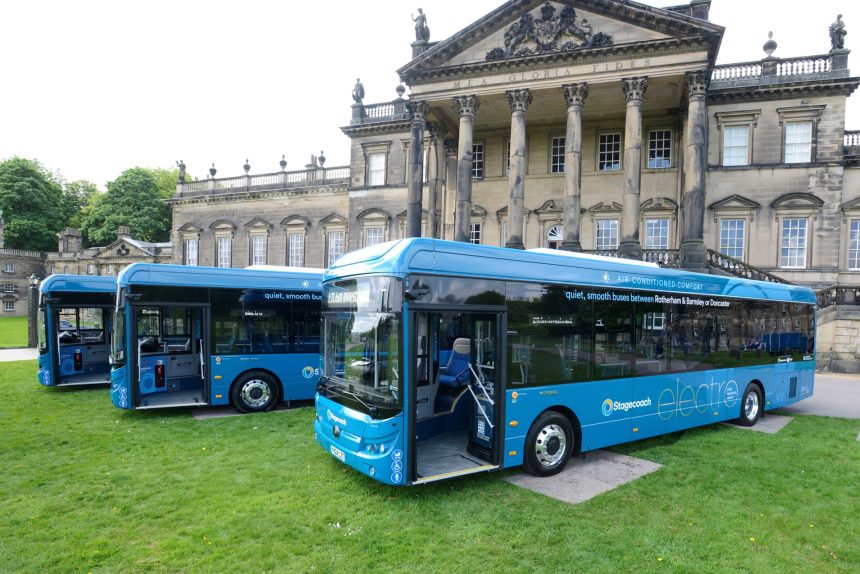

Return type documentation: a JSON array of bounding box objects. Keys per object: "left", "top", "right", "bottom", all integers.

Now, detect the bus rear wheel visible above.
[
  {"left": 523, "top": 411, "right": 574, "bottom": 477},
  {"left": 231, "top": 371, "right": 279, "bottom": 413},
  {"left": 737, "top": 383, "right": 762, "bottom": 427}
]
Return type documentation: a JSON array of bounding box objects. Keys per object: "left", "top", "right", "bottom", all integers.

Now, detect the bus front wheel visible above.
[
  {"left": 231, "top": 371, "right": 279, "bottom": 413},
  {"left": 523, "top": 411, "right": 574, "bottom": 477},
  {"left": 737, "top": 383, "right": 762, "bottom": 427}
]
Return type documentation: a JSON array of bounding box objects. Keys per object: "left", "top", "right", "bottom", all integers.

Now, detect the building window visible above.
[
  {"left": 722, "top": 125, "right": 750, "bottom": 166},
  {"left": 469, "top": 223, "right": 481, "bottom": 244},
  {"left": 719, "top": 219, "right": 745, "bottom": 260},
  {"left": 368, "top": 153, "right": 386, "bottom": 186},
  {"left": 87, "top": 264, "right": 95, "bottom": 275},
  {"left": 472, "top": 143, "right": 484, "bottom": 179},
  {"left": 780, "top": 218, "right": 808, "bottom": 269},
  {"left": 251, "top": 235, "right": 267, "bottom": 265},
  {"left": 551, "top": 137, "right": 565, "bottom": 173},
  {"left": 288, "top": 233, "right": 305, "bottom": 267},
  {"left": 4, "top": 301, "right": 14, "bottom": 312},
  {"left": 849, "top": 221, "right": 860, "bottom": 270},
  {"left": 596, "top": 220, "right": 618, "bottom": 250},
  {"left": 184, "top": 238, "right": 198, "bottom": 266},
  {"left": 364, "top": 227, "right": 384, "bottom": 248},
  {"left": 547, "top": 224, "right": 563, "bottom": 249},
  {"left": 784, "top": 121, "right": 813, "bottom": 164},
  {"left": 644, "top": 218, "right": 669, "bottom": 250},
  {"left": 647, "top": 130, "right": 672, "bottom": 169},
  {"left": 4, "top": 283, "right": 14, "bottom": 293},
  {"left": 501, "top": 221, "right": 508, "bottom": 244},
  {"left": 106, "top": 265, "right": 115, "bottom": 275},
  {"left": 217, "top": 236, "right": 232, "bottom": 268},
  {"left": 598, "top": 133, "right": 621, "bottom": 171},
  {"left": 327, "top": 231, "right": 345, "bottom": 266},
  {"left": 3, "top": 263, "right": 13, "bottom": 273}
]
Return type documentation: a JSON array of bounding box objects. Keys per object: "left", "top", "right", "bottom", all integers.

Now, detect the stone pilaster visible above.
[
  {"left": 406, "top": 100, "right": 428, "bottom": 238},
  {"left": 505, "top": 88, "right": 532, "bottom": 250},
  {"left": 453, "top": 95, "right": 479, "bottom": 243},
  {"left": 680, "top": 70, "right": 709, "bottom": 271},
  {"left": 618, "top": 77, "right": 647, "bottom": 260},
  {"left": 560, "top": 83, "right": 588, "bottom": 252},
  {"left": 427, "top": 123, "right": 446, "bottom": 239}
]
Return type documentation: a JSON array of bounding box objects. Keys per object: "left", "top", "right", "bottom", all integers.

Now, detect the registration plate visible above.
[{"left": 330, "top": 445, "right": 346, "bottom": 462}]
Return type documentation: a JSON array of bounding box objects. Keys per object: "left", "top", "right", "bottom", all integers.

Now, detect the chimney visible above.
[
  {"left": 117, "top": 225, "right": 131, "bottom": 239},
  {"left": 59, "top": 228, "right": 83, "bottom": 253}
]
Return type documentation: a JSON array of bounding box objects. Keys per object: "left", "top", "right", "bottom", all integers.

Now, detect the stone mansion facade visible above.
[{"left": 169, "top": 0, "right": 859, "bottom": 296}]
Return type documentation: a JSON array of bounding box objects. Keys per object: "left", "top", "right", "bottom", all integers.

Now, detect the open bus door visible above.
[
  {"left": 130, "top": 303, "right": 210, "bottom": 409},
  {"left": 408, "top": 309, "right": 505, "bottom": 484}
]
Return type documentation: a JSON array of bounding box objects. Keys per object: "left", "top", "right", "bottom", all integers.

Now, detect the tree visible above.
[
  {"left": 62, "top": 179, "right": 99, "bottom": 228},
  {"left": 143, "top": 167, "right": 186, "bottom": 200},
  {"left": 0, "top": 157, "right": 66, "bottom": 251},
  {"left": 82, "top": 168, "right": 171, "bottom": 245}
]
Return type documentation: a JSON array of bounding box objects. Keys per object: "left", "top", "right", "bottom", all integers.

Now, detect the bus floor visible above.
[
  {"left": 137, "top": 389, "right": 206, "bottom": 409},
  {"left": 416, "top": 431, "right": 487, "bottom": 479},
  {"left": 58, "top": 372, "right": 111, "bottom": 386}
]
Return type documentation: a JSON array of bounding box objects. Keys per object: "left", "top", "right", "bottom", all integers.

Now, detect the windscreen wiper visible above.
[{"left": 330, "top": 386, "right": 378, "bottom": 415}]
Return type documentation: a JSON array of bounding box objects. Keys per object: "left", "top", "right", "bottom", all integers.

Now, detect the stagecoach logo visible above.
[
  {"left": 302, "top": 280, "right": 310, "bottom": 288},
  {"left": 602, "top": 272, "right": 610, "bottom": 283},
  {"left": 327, "top": 409, "right": 347, "bottom": 426},
  {"left": 302, "top": 366, "right": 316, "bottom": 379},
  {"left": 602, "top": 397, "right": 652, "bottom": 417}
]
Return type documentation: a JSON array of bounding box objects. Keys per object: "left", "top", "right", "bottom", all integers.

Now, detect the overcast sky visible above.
[{"left": 1, "top": 0, "right": 857, "bottom": 189}]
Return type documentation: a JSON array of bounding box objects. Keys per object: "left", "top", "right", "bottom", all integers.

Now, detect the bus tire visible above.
[
  {"left": 523, "top": 411, "right": 574, "bottom": 477},
  {"left": 231, "top": 371, "right": 279, "bottom": 413},
  {"left": 737, "top": 383, "right": 762, "bottom": 427}
]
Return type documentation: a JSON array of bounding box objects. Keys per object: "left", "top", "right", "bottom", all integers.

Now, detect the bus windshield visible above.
[
  {"left": 111, "top": 291, "right": 126, "bottom": 367},
  {"left": 322, "top": 311, "right": 400, "bottom": 413},
  {"left": 37, "top": 305, "right": 47, "bottom": 354}
]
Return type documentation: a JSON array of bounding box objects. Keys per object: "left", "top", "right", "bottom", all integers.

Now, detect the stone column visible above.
[
  {"left": 680, "top": 70, "right": 709, "bottom": 271},
  {"left": 453, "top": 95, "right": 479, "bottom": 243},
  {"left": 443, "top": 139, "right": 458, "bottom": 240},
  {"left": 505, "top": 88, "right": 532, "bottom": 250},
  {"left": 427, "top": 123, "right": 446, "bottom": 238},
  {"left": 560, "top": 83, "right": 588, "bottom": 252},
  {"left": 618, "top": 77, "right": 648, "bottom": 260},
  {"left": 406, "top": 100, "right": 428, "bottom": 238}
]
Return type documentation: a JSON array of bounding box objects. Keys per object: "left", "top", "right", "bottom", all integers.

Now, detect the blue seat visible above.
[{"left": 437, "top": 338, "right": 471, "bottom": 388}]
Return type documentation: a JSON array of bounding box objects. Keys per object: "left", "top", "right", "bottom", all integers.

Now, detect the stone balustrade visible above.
[
  {"left": 0, "top": 248, "right": 44, "bottom": 258},
  {"left": 711, "top": 52, "right": 847, "bottom": 88},
  {"left": 817, "top": 286, "right": 860, "bottom": 309},
  {"left": 176, "top": 166, "right": 350, "bottom": 198},
  {"left": 705, "top": 250, "right": 790, "bottom": 283},
  {"left": 350, "top": 99, "right": 409, "bottom": 125},
  {"left": 846, "top": 131, "right": 860, "bottom": 147}
]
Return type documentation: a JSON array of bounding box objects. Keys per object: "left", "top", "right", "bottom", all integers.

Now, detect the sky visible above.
[{"left": 1, "top": 0, "right": 858, "bottom": 189}]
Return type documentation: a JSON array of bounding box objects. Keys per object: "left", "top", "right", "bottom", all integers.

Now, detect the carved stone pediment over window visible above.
[
  {"left": 708, "top": 195, "right": 760, "bottom": 222},
  {"left": 486, "top": 2, "right": 612, "bottom": 60},
  {"left": 587, "top": 201, "right": 623, "bottom": 215},
  {"left": 771, "top": 192, "right": 824, "bottom": 221}
]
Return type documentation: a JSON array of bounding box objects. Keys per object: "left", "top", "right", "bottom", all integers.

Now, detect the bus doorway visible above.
[
  {"left": 410, "top": 310, "right": 503, "bottom": 484},
  {"left": 131, "top": 304, "right": 208, "bottom": 409}
]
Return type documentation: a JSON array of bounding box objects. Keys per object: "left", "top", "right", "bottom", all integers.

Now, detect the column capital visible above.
[
  {"left": 444, "top": 138, "right": 458, "bottom": 158},
  {"left": 506, "top": 88, "right": 533, "bottom": 113},
  {"left": 621, "top": 77, "right": 648, "bottom": 102},
  {"left": 562, "top": 83, "right": 588, "bottom": 107},
  {"left": 685, "top": 70, "right": 709, "bottom": 99},
  {"left": 406, "top": 99, "right": 429, "bottom": 123},
  {"left": 453, "top": 95, "right": 480, "bottom": 118}
]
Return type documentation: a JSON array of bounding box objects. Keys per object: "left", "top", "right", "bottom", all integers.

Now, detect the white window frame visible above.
[
  {"left": 597, "top": 132, "right": 622, "bottom": 172},
  {"left": 87, "top": 263, "right": 96, "bottom": 275},
  {"left": 547, "top": 224, "right": 563, "bottom": 249},
  {"left": 719, "top": 219, "right": 746, "bottom": 260},
  {"left": 327, "top": 230, "right": 345, "bottom": 266},
  {"left": 550, "top": 136, "right": 565, "bottom": 174},
  {"left": 849, "top": 220, "right": 860, "bottom": 270},
  {"left": 647, "top": 129, "right": 672, "bottom": 169},
  {"left": 471, "top": 143, "right": 484, "bottom": 179},
  {"left": 3, "top": 263, "right": 13, "bottom": 273},
  {"left": 4, "top": 283, "right": 14, "bottom": 293},
  {"left": 368, "top": 152, "right": 386, "bottom": 186},
  {"left": 595, "top": 219, "right": 619, "bottom": 250},
  {"left": 250, "top": 234, "right": 267, "bottom": 266},
  {"left": 184, "top": 238, "right": 198, "bottom": 266},
  {"left": 364, "top": 227, "right": 384, "bottom": 248},
  {"left": 779, "top": 217, "right": 808, "bottom": 269},
  {"left": 217, "top": 236, "right": 232, "bottom": 268},
  {"left": 469, "top": 222, "right": 482, "bottom": 244},
  {"left": 784, "top": 121, "right": 813, "bottom": 164},
  {"left": 644, "top": 218, "right": 669, "bottom": 250},
  {"left": 3, "top": 300, "right": 14, "bottom": 312},
  {"left": 715, "top": 110, "right": 760, "bottom": 167},
  {"left": 288, "top": 233, "right": 305, "bottom": 268}
]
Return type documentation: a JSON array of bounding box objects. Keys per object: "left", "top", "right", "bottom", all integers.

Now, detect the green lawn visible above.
[
  {"left": 1, "top": 359, "right": 858, "bottom": 573},
  {"left": 0, "top": 315, "right": 28, "bottom": 347}
]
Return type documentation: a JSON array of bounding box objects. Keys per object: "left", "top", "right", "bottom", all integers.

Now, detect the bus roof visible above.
[
  {"left": 325, "top": 238, "right": 816, "bottom": 304},
  {"left": 39, "top": 274, "right": 116, "bottom": 295},
  {"left": 117, "top": 263, "right": 323, "bottom": 291}
]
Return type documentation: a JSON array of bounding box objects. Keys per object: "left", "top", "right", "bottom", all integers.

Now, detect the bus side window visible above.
[{"left": 137, "top": 307, "right": 163, "bottom": 354}]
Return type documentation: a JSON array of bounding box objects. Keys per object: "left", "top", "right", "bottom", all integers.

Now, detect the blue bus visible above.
[
  {"left": 110, "top": 263, "right": 323, "bottom": 412},
  {"left": 38, "top": 274, "right": 116, "bottom": 387},
  {"left": 314, "top": 239, "right": 816, "bottom": 485}
]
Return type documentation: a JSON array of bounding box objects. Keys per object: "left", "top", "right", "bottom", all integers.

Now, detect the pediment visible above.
[
  {"left": 243, "top": 217, "right": 272, "bottom": 230},
  {"left": 356, "top": 208, "right": 392, "bottom": 222},
  {"left": 771, "top": 192, "right": 824, "bottom": 211},
  {"left": 319, "top": 213, "right": 348, "bottom": 226},
  {"left": 587, "top": 201, "right": 622, "bottom": 214},
  {"left": 641, "top": 197, "right": 678, "bottom": 211},
  {"left": 842, "top": 197, "right": 860, "bottom": 212},
  {"left": 209, "top": 219, "right": 235, "bottom": 231},
  {"left": 93, "top": 238, "right": 152, "bottom": 259},
  {"left": 399, "top": 0, "right": 723, "bottom": 79},
  {"left": 708, "top": 194, "right": 760, "bottom": 212},
  {"left": 177, "top": 222, "right": 202, "bottom": 233},
  {"left": 281, "top": 215, "right": 311, "bottom": 227}
]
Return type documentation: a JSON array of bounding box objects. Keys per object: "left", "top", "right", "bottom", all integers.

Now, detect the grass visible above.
[
  {"left": 1, "top": 359, "right": 858, "bottom": 573},
  {"left": 0, "top": 316, "right": 28, "bottom": 347}
]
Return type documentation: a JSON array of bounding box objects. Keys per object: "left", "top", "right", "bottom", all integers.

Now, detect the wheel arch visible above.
[
  {"left": 540, "top": 405, "right": 582, "bottom": 456},
  {"left": 748, "top": 378, "right": 765, "bottom": 406}
]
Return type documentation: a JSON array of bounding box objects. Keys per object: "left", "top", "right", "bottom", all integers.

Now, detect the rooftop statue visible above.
[
  {"left": 352, "top": 78, "right": 365, "bottom": 105},
  {"left": 413, "top": 8, "right": 430, "bottom": 43},
  {"left": 830, "top": 14, "right": 847, "bottom": 50}
]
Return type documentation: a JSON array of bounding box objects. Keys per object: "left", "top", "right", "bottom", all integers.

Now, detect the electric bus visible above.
[
  {"left": 314, "top": 239, "right": 816, "bottom": 486},
  {"left": 110, "top": 263, "right": 323, "bottom": 412},
  {"left": 38, "top": 274, "right": 116, "bottom": 387}
]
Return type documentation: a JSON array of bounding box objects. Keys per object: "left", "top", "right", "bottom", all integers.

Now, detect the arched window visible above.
[{"left": 547, "top": 224, "right": 563, "bottom": 249}]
